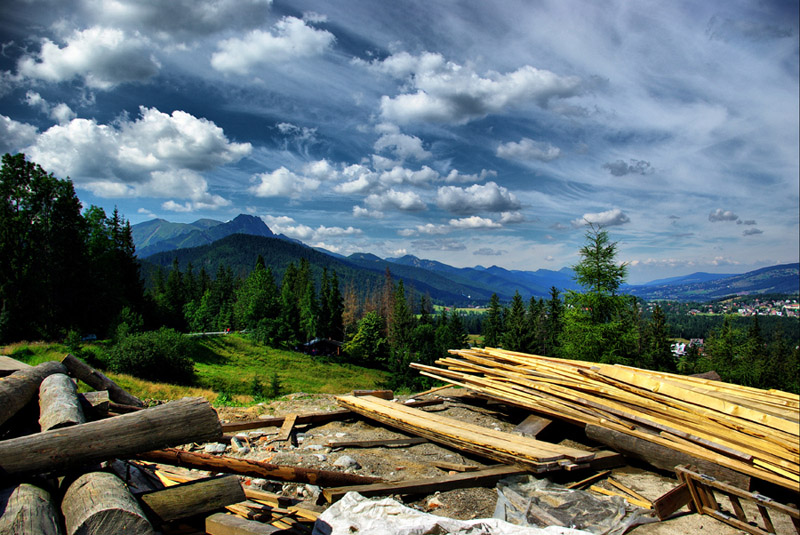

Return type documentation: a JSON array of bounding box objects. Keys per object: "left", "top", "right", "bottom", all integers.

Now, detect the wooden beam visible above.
[
  {"left": 0, "top": 483, "right": 62, "bottom": 535},
  {"left": 322, "top": 465, "right": 528, "bottom": 503},
  {"left": 61, "top": 353, "right": 143, "bottom": 407},
  {"left": 0, "top": 397, "right": 221, "bottom": 477},
  {"left": 652, "top": 483, "right": 692, "bottom": 520},
  {"left": 38, "top": 373, "right": 85, "bottom": 431},
  {"left": 205, "top": 513, "right": 280, "bottom": 534},
  {"left": 513, "top": 414, "right": 553, "bottom": 437},
  {"left": 137, "top": 448, "right": 381, "bottom": 487},
  {"left": 0, "top": 361, "right": 66, "bottom": 427},
  {"left": 61, "top": 471, "right": 155, "bottom": 535},
  {"left": 139, "top": 475, "right": 245, "bottom": 524},
  {"left": 327, "top": 437, "right": 428, "bottom": 449},
  {"left": 352, "top": 389, "right": 393, "bottom": 400},
  {"left": 565, "top": 470, "right": 611, "bottom": 490}
]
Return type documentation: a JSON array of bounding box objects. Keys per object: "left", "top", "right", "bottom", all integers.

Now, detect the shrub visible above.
[{"left": 108, "top": 328, "right": 195, "bottom": 384}]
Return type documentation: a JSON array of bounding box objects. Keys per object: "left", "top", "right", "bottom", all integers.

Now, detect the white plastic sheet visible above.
[{"left": 312, "top": 491, "right": 594, "bottom": 535}]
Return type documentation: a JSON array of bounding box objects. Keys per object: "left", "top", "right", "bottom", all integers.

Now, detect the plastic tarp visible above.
[
  {"left": 312, "top": 491, "right": 595, "bottom": 535},
  {"left": 493, "top": 476, "right": 656, "bottom": 535}
]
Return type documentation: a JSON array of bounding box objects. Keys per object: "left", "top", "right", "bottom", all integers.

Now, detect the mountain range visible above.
[{"left": 132, "top": 215, "right": 799, "bottom": 303}]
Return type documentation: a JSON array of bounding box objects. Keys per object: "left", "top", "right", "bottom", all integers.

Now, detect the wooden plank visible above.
[
  {"left": 0, "top": 483, "right": 62, "bottom": 535},
  {"left": 0, "top": 361, "right": 66, "bottom": 427},
  {"left": 139, "top": 475, "right": 245, "bottom": 523},
  {"left": 38, "top": 373, "right": 85, "bottom": 431},
  {"left": 327, "top": 437, "right": 428, "bottom": 448},
  {"left": 61, "top": 353, "right": 143, "bottom": 407},
  {"left": 205, "top": 513, "right": 279, "bottom": 535},
  {"left": 322, "top": 465, "right": 528, "bottom": 503},
  {"left": 566, "top": 470, "right": 611, "bottom": 490},
  {"left": 137, "top": 448, "right": 381, "bottom": 487},
  {"left": 430, "top": 460, "right": 480, "bottom": 472},
  {"left": 652, "top": 483, "right": 692, "bottom": 520},
  {"left": 274, "top": 413, "right": 296, "bottom": 442},
  {"left": 352, "top": 389, "right": 393, "bottom": 400},
  {"left": 588, "top": 486, "right": 652, "bottom": 509},
  {"left": 0, "top": 397, "right": 221, "bottom": 477},
  {"left": 513, "top": 414, "right": 553, "bottom": 437},
  {"left": 607, "top": 477, "right": 652, "bottom": 506}
]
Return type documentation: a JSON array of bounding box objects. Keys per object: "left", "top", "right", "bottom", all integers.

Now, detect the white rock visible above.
[
  {"left": 204, "top": 443, "right": 227, "bottom": 454},
  {"left": 333, "top": 455, "right": 360, "bottom": 469}
]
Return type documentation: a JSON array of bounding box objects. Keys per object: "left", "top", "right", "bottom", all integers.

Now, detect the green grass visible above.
[{"left": 2, "top": 334, "right": 388, "bottom": 405}]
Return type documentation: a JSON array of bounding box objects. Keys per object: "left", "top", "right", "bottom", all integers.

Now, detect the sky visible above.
[{"left": 0, "top": 0, "right": 797, "bottom": 284}]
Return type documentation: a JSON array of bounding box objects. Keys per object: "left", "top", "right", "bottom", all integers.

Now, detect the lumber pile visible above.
[{"left": 412, "top": 347, "right": 800, "bottom": 491}]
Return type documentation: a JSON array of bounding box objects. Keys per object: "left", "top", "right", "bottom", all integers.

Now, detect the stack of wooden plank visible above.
[{"left": 412, "top": 347, "right": 800, "bottom": 491}]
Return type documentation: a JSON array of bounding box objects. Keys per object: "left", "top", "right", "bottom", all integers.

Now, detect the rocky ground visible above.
[{"left": 209, "top": 390, "right": 790, "bottom": 534}]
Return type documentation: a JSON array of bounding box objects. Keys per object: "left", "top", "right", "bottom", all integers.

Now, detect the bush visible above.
[{"left": 108, "top": 328, "right": 195, "bottom": 384}]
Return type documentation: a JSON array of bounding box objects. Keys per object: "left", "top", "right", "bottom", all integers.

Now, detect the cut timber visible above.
[
  {"left": 139, "top": 475, "right": 245, "bottom": 524},
  {"left": 322, "top": 464, "right": 527, "bottom": 503},
  {"left": 61, "top": 471, "right": 154, "bottom": 535},
  {"left": 585, "top": 424, "right": 751, "bottom": 489},
  {"left": 652, "top": 483, "right": 692, "bottom": 520},
  {"left": 38, "top": 373, "right": 85, "bottom": 431},
  {"left": 352, "top": 389, "right": 393, "bottom": 399},
  {"left": 274, "top": 413, "right": 296, "bottom": 442},
  {"left": 205, "top": 512, "right": 280, "bottom": 534},
  {"left": 78, "top": 390, "right": 109, "bottom": 420},
  {"left": 430, "top": 461, "right": 480, "bottom": 472},
  {"left": 0, "top": 483, "right": 62, "bottom": 535},
  {"left": 566, "top": 470, "right": 612, "bottom": 490},
  {"left": 137, "top": 448, "right": 380, "bottom": 487},
  {"left": 0, "top": 355, "right": 32, "bottom": 377},
  {"left": 0, "top": 361, "right": 66, "bottom": 427},
  {"left": 337, "top": 395, "right": 595, "bottom": 472},
  {"left": 327, "top": 437, "right": 428, "bottom": 448},
  {"left": 60, "top": 353, "right": 143, "bottom": 407},
  {"left": 513, "top": 414, "right": 553, "bottom": 437},
  {"left": 0, "top": 397, "right": 221, "bottom": 477}
]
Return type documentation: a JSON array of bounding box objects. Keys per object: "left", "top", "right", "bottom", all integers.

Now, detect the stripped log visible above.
[
  {"left": 60, "top": 353, "right": 143, "bottom": 407},
  {"left": 0, "top": 355, "right": 32, "bottom": 377},
  {"left": 139, "top": 475, "right": 245, "bottom": 524},
  {"left": 39, "top": 373, "right": 85, "bottom": 431},
  {"left": 137, "top": 448, "right": 380, "bottom": 487},
  {"left": 0, "top": 483, "right": 63, "bottom": 535},
  {"left": 0, "top": 361, "right": 66, "bottom": 427},
  {"left": 61, "top": 471, "right": 154, "bottom": 535},
  {"left": 78, "top": 391, "right": 109, "bottom": 420},
  {"left": 0, "top": 397, "right": 221, "bottom": 477}
]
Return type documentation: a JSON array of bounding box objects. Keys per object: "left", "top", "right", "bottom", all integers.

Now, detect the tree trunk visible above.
[
  {"left": 0, "top": 482, "right": 63, "bottom": 535},
  {"left": 0, "top": 397, "right": 221, "bottom": 478},
  {"left": 0, "top": 361, "right": 66, "bottom": 427},
  {"left": 137, "top": 449, "right": 381, "bottom": 487},
  {"left": 61, "top": 471, "right": 154, "bottom": 535},
  {"left": 60, "top": 354, "right": 143, "bottom": 407},
  {"left": 39, "top": 373, "right": 85, "bottom": 431},
  {"left": 138, "top": 475, "right": 245, "bottom": 523}
]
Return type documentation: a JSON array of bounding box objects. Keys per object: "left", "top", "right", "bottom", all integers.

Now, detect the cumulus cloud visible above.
[
  {"left": 364, "top": 189, "right": 426, "bottom": 212},
  {"left": 379, "top": 165, "right": 438, "bottom": 187},
  {"left": 474, "top": 248, "right": 506, "bottom": 256},
  {"left": 602, "top": 159, "right": 653, "bottom": 176},
  {"left": 368, "top": 51, "right": 582, "bottom": 124},
  {"left": 17, "top": 27, "right": 160, "bottom": 89},
  {"left": 449, "top": 216, "right": 501, "bottom": 229},
  {"left": 0, "top": 115, "right": 38, "bottom": 153},
  {"left": 436, "top": 181, "right": 521, "bottom": 214},
  {"left": 335, "top": 164, "right": 379, "bottom": 194},
  {"left": 571, "top": 208, "right": 630, "bottom": 227},
  {"left": 496, "top": 138, "right": 561, "bottom": 162},
  {"left": 211, "top": 16, "right": 335, "bottom": 74},
  {"left": 27, "top": 106, "right": 251, "bottom": 183},
  {"left": 500, "top": 211, "right": 525, "bottom": 224},
  {"left": 25, "top": 91, "right": 76, "bottom": 124},
  {"left": 374, "top": 123, "right": 431, "bottom": 161},
  {"left": 400, "top": 223, "right": 450, "bottom": 236},
  {"left": 708, "top": 209, "right": 739, "bottom": 222},
  {"left": 352, "top": 205, "right": 383, "bottom": 218},
  {"left": 261, "top": 214, "right": 361, "bottom": 241},
  {"left": 249, "top": 167, "right": 320, "bottom": 198},
  {"left": 302, "top": 159, "right": 338, "bottom": 180},
  {"left": 443, "top": 168, "right": 496, "bottom": 183},
  {"left": 743, "top": 228, "right": 763, "bottom": 236}
]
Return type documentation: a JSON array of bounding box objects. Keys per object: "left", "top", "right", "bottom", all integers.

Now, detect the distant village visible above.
[{"left": 685, "top": 298, "right": 799, "bottom": 318}]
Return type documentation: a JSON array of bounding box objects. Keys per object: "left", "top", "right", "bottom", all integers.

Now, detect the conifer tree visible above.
[{"left": 483, "top": 293, "right": 503, "bottom": 347}]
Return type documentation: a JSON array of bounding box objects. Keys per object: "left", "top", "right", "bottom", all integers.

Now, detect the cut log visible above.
[
  {"left": 139, "top": 475, "right": 245, "bottom": 524},
  {"left": 0, "top": 483, "right": 63, "bottom": 535},
  {"left": 0, "top": 361, "right": 66, "bottom": 427},
  {"left": 60, "top": 353, "right": 143, "bottom": 407},
  {"left": 77, "top": 391, "right": 109, "bottom": 420},
  {"left": 39, "top": 373, "right": 85, "bottom": 431},
  {"left": 137, "top": 448, "right": 380, "bottom": 487},
  {"left": 585, "top": 424, "right": 751, "bottom": 489},
  {"left": 61, "top": 471, "right": 154, "bottom": 535},
  {"left": 0, "top": 355, "right": 32, "bottom": 377},
  {"left": 322, "top": 464, "right": 528, "bottom": 503},
  {"left": 205, "top": 513, "right": 280, "bottom": 535},
  {"left": 0, "top": 397, "right": 221, "bottom": 477}
]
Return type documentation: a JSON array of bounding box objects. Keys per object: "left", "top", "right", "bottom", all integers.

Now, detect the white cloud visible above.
[
  {"left": 708, "top": 209, "right": 739, "bottom": 222},
  {"left": 335, "top": 164, "right": 379, "bottom": 194},
  {"left": 261, "top": 215, "right": 361, "bottom": 241},
  {"left": 500, "top": 211, "right": 525, "bottom": 224},
  {"left": 50, "top": 103, "right": 77, "bottom": 124},
  {"left": 365, "top": 189, "right": 426, "bottom": 212},
  {"left": 302, "top": 159, "right": 338, "bottom": 179},
  {"left": 378, "top": 165, "right": 438, "bottom": 187},
  {"left": 25, "top": 92, "right": 77, "bottom": 124},
  {"left": 249, "top": 167, "right": 320, "bottom": 198},
  {"left": 436, "top": 181, "right": 521, "bottom": 214},
  {"left": 371, "top": 52, "right": 582, "bottom": 124},
  {"left": 571, "top": 208, "right": 630, "bottom": 227},
  {"left": 27, "top": 106, "right": 251, "bottom": 183},
  {"left": 602, "top": 159, "right": 653, "bottom": 176},
  {"left": 0, "top": 115, "right": 38, "bottom": 154},
  {"left": 373, "top": 123, "right": 431, "bottom": 161},
  {"left": 211, "top": 16, "right": 335, "bottom": 74},
  {"left": 277, "top": 122, "right": 317, "bottom": 141},
  {"left": 443, "top": 168, "right": 496, "bottom": 183},
  {"left": 413, "top": 238, "right": 466, "bottom": 251},
  {"left": 496, "top": 138, "right": 561, "bottom": 162},
  {"left": 17, "top": 27, "right": 160, "bottom": 89},
  {"left": 399, "top": 223, "right": 450, "bottom": 236},
  {"left": 474, "top": 247, "right": 506, "bottom": 256},
  {"left": 352, "top": 205, "right": 383, "bottom": 218},
  {"left": 449, "top": 216, "right": 501, "bottom": 229},
  {"left": 143, "top": 169, "right": 230, "bottom": 209}
]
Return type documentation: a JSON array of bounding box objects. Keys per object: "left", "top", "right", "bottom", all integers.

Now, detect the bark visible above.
[
  {"left": 61, "top": 471, "right": 154, "bottom": 535},
  {"left": 0, "top": 397, "right": 221, "bottom": 478},
  {"left": 0, "top": 361, "right": 66, "bottom": 427},
  {"left": 60, "top": 354, "right": 143, "bottom": 407},
  {"left": 138, "top": 475, "right": 245, "bottom": 523},
  {"left": 0, "top": 483, "right": 63, "bottom": 535},
  {"left": 39, "top": 373, "right": 85, "bottom": 431}
]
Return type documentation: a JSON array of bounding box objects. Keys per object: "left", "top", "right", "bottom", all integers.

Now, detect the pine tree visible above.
[
  {"left": 644, "top": 304, "right": 674, "bottom": 372},
  {"left": 545, "top": 286, "right": 563, "bottom": 357},
  {"left": 502, "top": 291, "right": 530, "bottom": 352},
  {"left": 483, "top": 293, "right": 503, "bottom": 348}
]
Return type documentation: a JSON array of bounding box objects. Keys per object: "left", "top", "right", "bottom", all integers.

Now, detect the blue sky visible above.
[{"left": 0, "top": 0, "right": 797, "bottom": 283}]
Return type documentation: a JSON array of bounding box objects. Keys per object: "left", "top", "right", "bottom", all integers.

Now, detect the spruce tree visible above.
[{"left": 483, "top": 293, "right": 503, "bottom": 348}]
